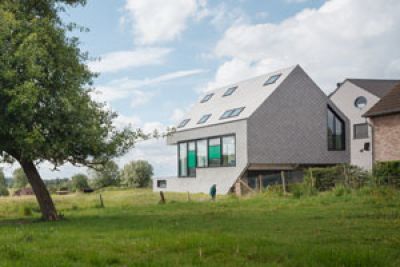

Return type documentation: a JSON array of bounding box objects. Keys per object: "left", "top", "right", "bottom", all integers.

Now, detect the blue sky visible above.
[{"left": 3, "top": 0, "right": 400, "bottom": 179}]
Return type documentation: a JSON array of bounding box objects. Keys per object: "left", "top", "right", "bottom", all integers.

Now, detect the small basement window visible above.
[
  {"left": 223, "top": 86, "right": 238, "bottom": 97},
  {"left": 200, "top": 93, "right": 214, "bottom": 103},
  {"left": 264, "top": 74, "right": 282, "bottom": 86},
  {"left": 177, "top": 119, "right": 190, "bottom": 128},
  {"left": 157, "top": 180, "right": 167, "bottom": 188},
  {"left": 198, "top": 114, "right": 211, "bottom": 124},
  {"left": 354, "top": 123, "right": 369, "bottom": 139}
]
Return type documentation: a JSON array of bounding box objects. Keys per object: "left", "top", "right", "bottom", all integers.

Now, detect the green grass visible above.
[{"left": 0, "top": 187, "right": 399, "bottom": 266}]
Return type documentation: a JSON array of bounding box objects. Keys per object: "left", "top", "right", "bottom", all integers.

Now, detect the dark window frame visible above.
[
  {"left": 177, "top": 134, "right": 236, "bottom": 178},
  {"left": 197, "top": 114, "right": 211, "bottom": 124},
  {"left": 223, "top": 86, "right": 238, "bottom": 97},
  {"left": 200, "top": 93, "right": 214, "bottom": 103},
  {"left": 327, "top": 106, "right": 346, "bottom": 151},
  {"left": 353, "top": 123, "right": 369, "bottom": 139},
  {"left": 157, "top": 180, "right": 167, "bottom": 188},
  {"left": 177, "top": 119, "right": 190, "bottom": 128},
  {"left": 264, "top": 74, "right": 282, "bottom": 86}
]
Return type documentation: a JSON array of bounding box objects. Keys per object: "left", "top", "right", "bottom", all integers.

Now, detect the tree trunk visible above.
[{"left": 19, "top": 160, "right": 59, "bottom": 221}]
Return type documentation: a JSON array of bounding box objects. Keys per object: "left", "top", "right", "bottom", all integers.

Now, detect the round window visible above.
[{"left": 354, "top": 96, "right": 367, "bottom": 109}]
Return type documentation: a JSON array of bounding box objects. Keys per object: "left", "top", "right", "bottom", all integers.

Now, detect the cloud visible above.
[
  {"left": 124, "top": 0, "right": 203, "bottom": 44},
  {"left": 212, "top": 0, "right": 400, "bottom": 92},
  {"left": 170, "top": 108, "right": 185, "bottom": 123},
  {"left": 88, "top": 47, "right": 172, "bottom": 73},
  {"left": 91, "top": 69, "right": 206, "bottom": 105}
]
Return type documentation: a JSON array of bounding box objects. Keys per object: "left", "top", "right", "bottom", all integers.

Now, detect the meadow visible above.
[{"left": 0, "top": 187, "right": 399, "bottom": 266}]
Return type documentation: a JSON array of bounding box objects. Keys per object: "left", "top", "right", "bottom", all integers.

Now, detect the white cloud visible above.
[
  {"left": 88, "top": 47, "right": 171, "bottom": 73},
  {"left": 124, "top": 0, "right": 202, "bottom": 44},
  {"left": 213, "top": 0, "right": 400, "bottom": 92},
  {"left": 170, "top": 108, "right": 185, "bottom": 123},
  {"left": 91, "top": 69, "right": 206, "bottom": 105}
]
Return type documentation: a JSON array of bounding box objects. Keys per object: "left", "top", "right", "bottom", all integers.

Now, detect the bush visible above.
[
  {"left": 373, "top": 161, "right": 400, "bottom": 187},
  {"left": 19, "top": 206, "right": 32, "bottom": 217},
  {"left": 0, "top": 186, "right": 9, "bottom": 197},
  {"left": 333, "top": 184, "right": 351, "bottom": 197},
  {"left": 289, "top": 183, "right": 318, "bottom": 199}
]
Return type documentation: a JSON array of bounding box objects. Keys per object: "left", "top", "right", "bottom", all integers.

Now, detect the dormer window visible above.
[
  {"left": 198, "top": 114, "right": 211, "bottom": 124},
  {"left": 200, "top": 93, "right": 214, "bottom": 103},
  {"left": 178, "top": 119, "right": 190, "bottom": 128},
  {"left": 220, "top": 107, "right": 245, "bottom": 120},
  {"left": 264, "top": 74, "right": 281, "bottom": 86},
  {"left": 223, "top": 86, "right": 238, "bottom": 97}
]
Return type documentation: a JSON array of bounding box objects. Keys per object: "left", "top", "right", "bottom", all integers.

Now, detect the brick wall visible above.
[{"left": 372, "top": 113, "right": 400, "bottom": 162}]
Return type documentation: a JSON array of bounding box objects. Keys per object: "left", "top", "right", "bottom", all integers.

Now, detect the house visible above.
[
  {"left": 154, "top": 65, "right": 350, "bottom": 194},
  {"left": 364, "top": 83, "right": 400, "bottom": 162},
  {"left": 13, "top": 187, "right": 34, "bottom": 196},
  {"left": 330, "top": 79, "right": 400, "bottom": 170}
]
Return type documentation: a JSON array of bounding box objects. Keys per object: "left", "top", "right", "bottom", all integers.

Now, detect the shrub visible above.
[
  {"left": 19, "top": 206, "right": 32, "bottom": 217},
  {"left": 289, "top": 183, "right": 318, "bottom": 198},
  {"left": 333, "top": 184, "right": 351, "bottom": 197},
  {"left": 0, "top": 186, "right": 9, "bottom": 197},
  {"left": 373, "top": 161, "right": 400, "bottom": 187}
]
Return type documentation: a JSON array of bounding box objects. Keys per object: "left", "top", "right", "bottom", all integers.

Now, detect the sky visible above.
[{"left": 2, "top": 0, "right": 400, "bottom": 179}]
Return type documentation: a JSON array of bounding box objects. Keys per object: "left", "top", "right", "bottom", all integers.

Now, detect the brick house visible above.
[{"left": 364, "top": 84, "right": 400, "bottom": 162}]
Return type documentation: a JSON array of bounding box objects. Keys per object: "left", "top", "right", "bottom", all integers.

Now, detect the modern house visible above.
[
  {"left": 364, "top": 83, "right": 400, "bottom": 162},
  {"left": 330, "top": 79, "right": 400, "bottom": 170},
  {"left": 154, "top": 65, "right": 350, "bottom": 194}
]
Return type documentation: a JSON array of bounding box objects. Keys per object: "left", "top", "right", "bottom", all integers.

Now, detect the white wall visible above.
[
  {"left": 154, "top": 120, "right": 248, "bottom": 194},
  {"left": 330, "top": 82, "right": 380, "bottom": 170}
]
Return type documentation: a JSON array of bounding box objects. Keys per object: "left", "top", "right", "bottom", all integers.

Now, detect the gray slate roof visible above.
[
  {"left": 347, "top": 79, "right": 400, "bottom": 98},
  {"left": 175, "top": 65, "right": 297, "bottom": 132}
]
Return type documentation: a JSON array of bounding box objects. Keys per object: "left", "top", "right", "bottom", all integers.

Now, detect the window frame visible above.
[
  {"left": 177, "top": 119, "right": 190, "bottom": 128},
  {"left": 327, "top": 106, "right": 346, "bottom": 151},
  {"left": 223, "top": 86, "right": 238, "bottom": 97},
  {"left": 177, "top": 134, "right": 236, "bottom": 178},
  {"left": 264, "top": 74, "right": 282, "bottom": 86},
  {"left": 157, "top": 180, "right": 167, "bottom": 188},
  {"left": 197, "top": 114, "right": 211, "bottom": 124},
  {"left": 200, "top": 93, "right": 214, "bottom": 103},
  {"left": 353, "top": 123, "right": 369, "bottom": 140},
  {"left": 220, "top": 107, "right": 245, "bottom": 120}
]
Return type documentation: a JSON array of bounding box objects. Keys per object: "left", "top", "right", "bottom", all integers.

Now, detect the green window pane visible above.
[
  {"left": 209, "top": 145, "right": 221, "bottom": 159},
  {"left": 188, "top": 150, "right": 196, "bottom": 168}
]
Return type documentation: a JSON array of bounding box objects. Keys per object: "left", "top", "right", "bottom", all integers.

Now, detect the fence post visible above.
[
  {"left": 159, "top": 191, "right": 166, "bottom": 204},
  {"left": 281, "top": 171, "right": 287, "bottom": 194},
  {"left": 99, "top": 194, "right": 104, "bottom": 208}
]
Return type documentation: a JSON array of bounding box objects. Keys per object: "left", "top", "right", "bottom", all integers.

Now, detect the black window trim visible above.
[
  {"left": 177, "top": 134, "right": 236, "bottom": 178},
  {"left": 327, "top": 106, "right": 346, "bottom": 151},
  {"left": 223, "top": 86, "right": 238, "bottom": 97},
  {"left": 200, "top": 93, "right": 214, "bottom": 103}
]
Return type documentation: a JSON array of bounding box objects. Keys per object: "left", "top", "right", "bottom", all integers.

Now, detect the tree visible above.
[
  {"left": 12, "top": 168, "right": 28, "bottom": 189},
  {"left": 0, "top": 169, "right": 9, "bottom": 196},
  {"left": 71, "top": 173, "right": 89, "bottom": 191},
  {"left": 91, "top": 160, "right": 120, "bottom": 189},
  {"left": 121, "top": 160, "right": 153, "bottom": 188},
  {"left": 0, "top": 1, "right": 138, "bottom": 220}
]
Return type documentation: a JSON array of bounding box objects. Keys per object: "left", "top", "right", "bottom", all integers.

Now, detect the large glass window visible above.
[
  {"left": 179, "top": 143, "right": 188, "bottom": 176},
  {"left": 222, "top": 136, "right": 236, "bottom": 166},
  {"left": 188, "top": 142, "right": 196, "bottom": 177},
  {"left": 327, "top": 107, "right": 345, "bottom": 151},
  {"left": 196, "top": 140, "right": 208, "bottom": 167},
  {"left": 208, "top": 138, "right": 221, "bottom": 167}
]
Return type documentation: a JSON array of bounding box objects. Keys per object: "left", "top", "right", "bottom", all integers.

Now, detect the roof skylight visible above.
[
  {"left": 177, "top": 119, "right": 190, "bottom": 128},
  {"left": 264, "top": 74, "right": 282, "bottom": 86},
  {"left": 223, "top": 86, "right": 238, "bottom": 97},
  {"left": 200, "top": 93, "right": 214, "bottom": 103},
  {"left": 197, "top": 114, "right": 211, "bottom": 124},
  {"left": 220, "top": 107, "right": 245, "bottom": 120}
]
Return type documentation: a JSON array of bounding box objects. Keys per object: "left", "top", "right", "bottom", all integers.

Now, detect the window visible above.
[
  {"left": 327, "top": 107, "right": 345, "bottom": 151},
  {"left": 179, "top": 143, "right": 188, "bottom": 176},
  {"left": 188, "top": 142, "right": 196, "bottom": 177},
  {"left": 354, "top": 96, "right": 367, "bottom": 109},
  {"left": 264, "top": 74, "right": 282, "bottom": 86},
  {"left": 177, "top": 119, "right": 190, "bottom": 128},
  {"left": 157, "top": 180, "right": 167, "bottom": 188},
  {"left": 354, "top": 123, "right": 369, "bottom": 139},
  {"left": 222, "top": 136, "right": 236, "bottom": 166},
  {"left": 198, "top": 114, "right": 211, "bottom": 124},
  {"left": 220, "top": 107, "right": 245, "bottom": 119},
  {"left": 208, "top": 138, "right": 221, "bottom": 167},
  {"left": 196, "top": 140, "right": 208, "bottom": 167},
  {"left": 223, "top": 86, "right": 238, "bottom": 97},
  {"left": 201, "top": 93, "right": 214, "bottom": 103}
]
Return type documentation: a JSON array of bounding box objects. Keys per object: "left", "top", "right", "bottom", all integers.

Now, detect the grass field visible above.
[{"left": 0, "top": 187, "right": 399, "bottom": 266}]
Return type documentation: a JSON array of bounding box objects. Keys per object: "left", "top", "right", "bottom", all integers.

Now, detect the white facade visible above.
[{"left": 330, "top": 81, "right": 380, "bottom": 170}]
